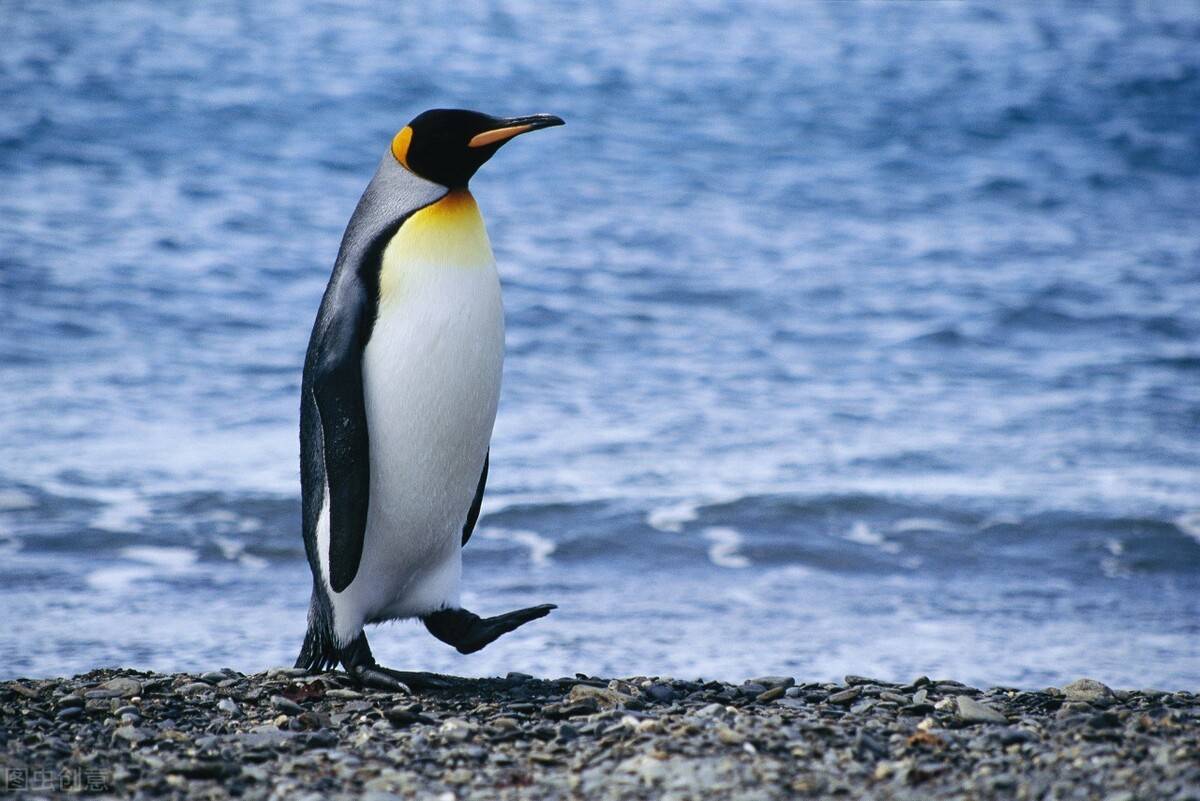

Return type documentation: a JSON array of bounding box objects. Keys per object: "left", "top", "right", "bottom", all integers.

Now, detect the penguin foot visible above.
[
  {"left": 338, "top": 631, "right": 461, "bottom": 692},
  {"left": 423, "top": 603, "right": 556, "bottom": 654},
  {"left": 354, "top": 666, "right": 463, "bottom": 692}
]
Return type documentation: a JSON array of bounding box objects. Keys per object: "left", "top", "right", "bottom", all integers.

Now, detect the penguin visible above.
[{"left": 294, "top": 109, "right": 564, "bottom": 691}]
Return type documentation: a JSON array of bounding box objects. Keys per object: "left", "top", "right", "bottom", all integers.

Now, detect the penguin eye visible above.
[{"left": 391, "top": 126, "right": 414, "bottom": 170}]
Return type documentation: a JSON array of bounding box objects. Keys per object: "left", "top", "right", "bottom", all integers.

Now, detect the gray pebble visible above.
[
  {"left": 1061, "top": 678, "right": 1115, "bottom": 704},
  {"left": 749, "top": 676, "right": 796, "bottom": 689},
  {"left": 271, "top": 695, "right": 305, "bottom": 715},
  {"left": 177, "top": 682, "right": 214, "bottom": 696},
  {"left": 957, "top": 695, "right": 1008, "bottom": 724},
  {"left": 827, "top": 687, "right": 861, "bottom": 705}
]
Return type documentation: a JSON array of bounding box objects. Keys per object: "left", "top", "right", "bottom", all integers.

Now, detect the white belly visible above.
[{"left": 327, "top": 190, "right": 503, "bottom": 642}]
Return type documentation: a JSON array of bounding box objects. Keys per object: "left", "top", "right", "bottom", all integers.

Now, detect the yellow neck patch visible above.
[
  {"left": 391, "top": 126, "right": 414, "bottom": 170},
  {"left": 378, "top": 190, "right": 494, "bottom": 305}
]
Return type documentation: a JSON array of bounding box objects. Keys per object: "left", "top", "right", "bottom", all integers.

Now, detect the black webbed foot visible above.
[
  {"left": 423, "top": 603, "right": 556, "bottom": 654},
  {"left": 338, "top": 631, "right": 459, "bottom": 691}
]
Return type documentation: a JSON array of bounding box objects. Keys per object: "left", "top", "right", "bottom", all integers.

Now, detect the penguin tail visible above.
[{"left": 294, "top": 592, "right": 340, "bottom": 673}]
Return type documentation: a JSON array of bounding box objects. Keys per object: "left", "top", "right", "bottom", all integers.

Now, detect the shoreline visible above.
[{"left": 2, "top": 668, "right": 1196, "bottom": 799}]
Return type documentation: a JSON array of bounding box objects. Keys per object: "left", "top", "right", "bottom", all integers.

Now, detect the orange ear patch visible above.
[{"left": 391, "top": 126, "right": 414, "bottom": 169}]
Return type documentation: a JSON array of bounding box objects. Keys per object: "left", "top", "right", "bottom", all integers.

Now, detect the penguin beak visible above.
[{"left": 468, "top": 114, "right": 565, "bottom": 148}]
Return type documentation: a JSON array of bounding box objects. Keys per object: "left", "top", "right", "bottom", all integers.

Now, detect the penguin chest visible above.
[{"left": 358, "top": 191, "right": 504, "bottom": 596}]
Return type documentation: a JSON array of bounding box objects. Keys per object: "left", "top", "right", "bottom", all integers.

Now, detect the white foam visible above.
[
  {"left": 479, "top": 527, "right": 556, "bottom": 567},
  {"left": 213, "top": 536, "right": 268, "bottom": 570},
  {"left": 85, "top": 545, "right": 200, "bottom": 593},
  {"left": 1176, "top": 511, "right": 1200, "bottom": 544},
  {"left": 844, "top": 521, "right": 901, "bottom": 554},
  {"left": 892, "top": 517, "right": 957, "bottom": 534},
  {"left": 122, "top": 545, "right": 198, "bottom": 570},
  {"left": 702, "top": 526, "right": 750, "bottom": 569},
  {"left": 647, "top": 501, "right": 699, "bottom": 533},
  {"left": 90, "top": 489, "right": 151, "bottom": 534},
  {"left": 0, "top": 490, "right": 35, "bottom": 511},
  {"left": 509, "top": 530, "right": 556, "bottom": 568}
]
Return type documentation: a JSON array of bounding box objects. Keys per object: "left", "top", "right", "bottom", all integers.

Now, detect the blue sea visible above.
[{"left": 2, "top": 2, "right": 1199, "bottom": 689}]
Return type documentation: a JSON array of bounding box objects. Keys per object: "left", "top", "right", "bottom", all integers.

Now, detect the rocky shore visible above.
[{"left": 2, "top": 668, "right": 1197, "bottom": 800}]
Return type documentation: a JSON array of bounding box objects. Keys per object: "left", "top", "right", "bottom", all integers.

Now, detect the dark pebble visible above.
[
  {"left": 828, "top": 687, "right": 861, "bottom": 705},
  {"left": 305, "top": 729, "right": 339, "bottom": 748},
  {"left": 644, "top": 684, "right": 675, "bottom": 703},
  {"left": 384, "top": 707, "right": 436, "bottom": 728},
  {"left": 169, "top": 760, "right": 240, "bottom": 780},
  {"left": 1087, "top": 711, "right": 1121, "bottom": 729},
  {"left": 271, "top": 695, "right": 304, "bottom": 715}
]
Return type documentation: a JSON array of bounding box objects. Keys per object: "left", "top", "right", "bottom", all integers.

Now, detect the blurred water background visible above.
[{"left": 2, "top": 1, "right": 1199, "bottom": 688}]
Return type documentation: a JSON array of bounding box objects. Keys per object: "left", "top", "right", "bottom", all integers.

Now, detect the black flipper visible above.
[
  {"left": 461, "top": 452, "right": 488, "bottom": 547},
  {"left": 310, "top": 275, "right": 373, "bottom": 593},
  {"left": 423, "top": 604, "right": 556, "bottom": 654}
]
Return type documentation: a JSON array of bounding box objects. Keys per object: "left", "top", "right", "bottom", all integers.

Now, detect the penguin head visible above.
[{"left": 391, "top": 109, "right": 564, "bottom": 189}]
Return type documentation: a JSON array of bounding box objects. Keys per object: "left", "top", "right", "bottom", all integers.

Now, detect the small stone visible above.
[
  {"left": 439, "top": 718, "right": 477, "bottom": 741},
  {"left": 643, "top": 683, "right": 675, "bottom": 703},
  {"left": 750, "top": 676, "right": 796, "bottom": 689},
  {"left": 444, "top": 768, "right": 473, "bottom": 785},
  {"left": 956, "top": 696, "right": 1007, "bottom": 724},
  {"left": 217, "top": 698, "right": 239, "bottom": 715},
  {"left": 827, "top": 687, "right": 861, "bottom": 705},
  {"left": 715, "top": 724, "right": 744, "bottom": 745},
  {"left": 56, "top": 706, "right": 83, "bottom": 720},
  {"left": 880, "top": 692, "right": 909, "bottom": 704},
  {"left": 505, "top": 671, "right": 534, "bottom": 684},
  {"left": 385, "top": 707, "right": 435, "bottom": 728},
  {"left": 177, "top": 682, "right": 214, "bottom": 696},
  {"left": 169, "top": 760, "right": 240, "bottom": 779},
  {"left": 785, "top": 687, "right": 803, "bottom": 698},
  {"left": 200, "top": 671, "right": 229, "bottom": 684},
  {"left": 1061, "top": 678, "right": 1115, "bottom": 704},
  {"left": 266, "top": 667, "right": 310, "bottom": 678},
  {"left": 305, "top": 729, "right": 339, "bottom": 748},
  {"left": 566, "top": 684, "right": 633, "bottom": 709},
  {"left": 756, "top": 686, "right": 786, "bottom": 703},
  {"left": 844, "top": 675, "right": 883, "bottom": 686},
  {"left": 271, "top": 695, "right": 304, "bottom": 715},
  {"left": 99, "top": 677, "right": 142, "bottom": 698},
  {"left": 113, "top": 725, "right": 153, "bottom": 744},
  {"left": 326, "top": 688, "right": 363, "bottom": 700},
  {"left": 6, "top": 682, "right": 40, "bottom": 699},
  {"left": 1087, "top": 711, "right": 1120, "bottom": 729}
]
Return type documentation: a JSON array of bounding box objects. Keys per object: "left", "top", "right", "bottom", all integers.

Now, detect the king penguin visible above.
[{"left": 294, "top": 109, "right": 564, "bottom": 691}]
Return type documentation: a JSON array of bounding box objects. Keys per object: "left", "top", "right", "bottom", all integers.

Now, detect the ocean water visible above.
[{"left": 2, "top": 2, "right": 1199, "bottom": 689}]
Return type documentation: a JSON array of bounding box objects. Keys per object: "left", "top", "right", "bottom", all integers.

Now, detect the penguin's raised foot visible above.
[{"left": 423, "top": 603, "right": 557, "bottom": 655}]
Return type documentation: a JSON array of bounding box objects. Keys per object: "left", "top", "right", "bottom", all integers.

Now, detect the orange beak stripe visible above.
[{"left": 468, "top": 124, "right": 535, "bottom": 148}]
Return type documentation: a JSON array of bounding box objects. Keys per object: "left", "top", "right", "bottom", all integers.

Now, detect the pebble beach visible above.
[{"left": 3, "top": 668, "right": 1197, "bottom": 800}]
